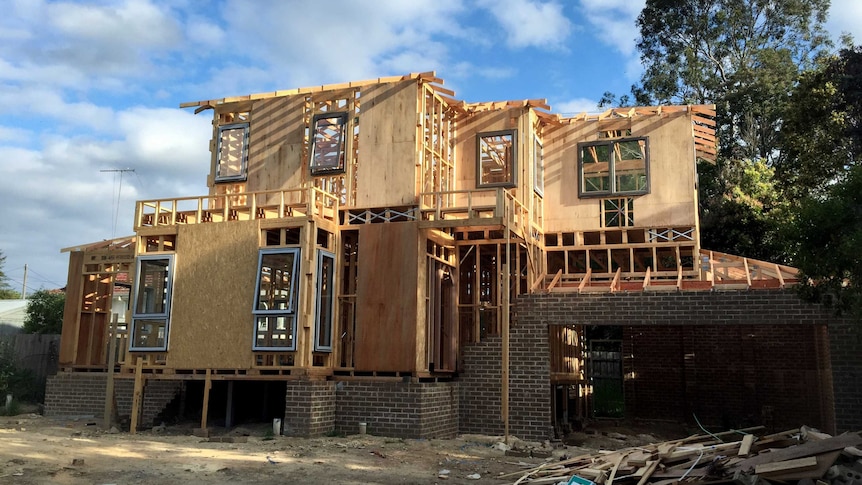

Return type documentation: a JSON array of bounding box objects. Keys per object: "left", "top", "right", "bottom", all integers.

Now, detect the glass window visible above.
[
  {"left": 215, "top": 123, "right": 249, "bottom": 182},
  {"left": 314, "top": 251, "right": 335, "bottom": 352},
  {"left": 477, "top": 130, "right": 516, "bottom": 188},
  {"left": 130, "top": 255, "right": 174, "bottom": 351},
  {"left": 579, "top": 137, "right": 649, "bottom": 197},
  {"left": 253, "top": 249, "right": 299, "bottom": 350},
  {"left": 310, "top": 113, "right": 348, "bottom": 175}
]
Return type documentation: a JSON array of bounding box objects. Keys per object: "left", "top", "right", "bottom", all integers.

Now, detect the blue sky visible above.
[{"left": 1, "top": 0, "right": 860, "bottom": 293}]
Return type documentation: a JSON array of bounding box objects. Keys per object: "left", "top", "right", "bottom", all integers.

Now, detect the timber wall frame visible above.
[{"left": 53, "top": 71, "right": 813, "bottom": 436}]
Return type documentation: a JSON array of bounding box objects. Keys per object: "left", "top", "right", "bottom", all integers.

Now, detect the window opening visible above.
[
  {"left": 534, "top": 135, "right": 544, "bottom": 196},
  {"left": 215, "top": 123, "right": 249, "bottom": 182},
  {"left": 253, "top": 248, "right": 299, "bottom": 350},
  {"left": 130, "top": 255, "right": 174, "bottom": 351},
  {"left": 310, "top": 113, "right": 348, "bottom": 175},
  {"left": 477, "top": 130, "right": 516, "bottom": 188},
  {"left": 314, "top": 250, "right": 335, "bottom": 352},
  {"left": 580, "top": 137, "right": 648, "bottom": 197}
]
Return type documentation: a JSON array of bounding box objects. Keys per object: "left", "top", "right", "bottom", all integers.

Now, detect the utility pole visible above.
[
  {"left": 21, "top": 264, "right": 27, "bottom": 299},
  {"left": 101, "top": 168, "right": 135, "bottom": 238}
]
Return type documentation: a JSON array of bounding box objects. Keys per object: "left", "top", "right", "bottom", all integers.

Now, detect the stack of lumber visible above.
[{"left": 509, "top": 427, "right": 862, "bottom": 485}]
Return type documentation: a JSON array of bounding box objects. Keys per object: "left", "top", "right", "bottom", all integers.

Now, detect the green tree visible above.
[
  {"left": 778, "top": 44, "right": 862, "bottom": 199},
  {"left": 792, "top": 165, "right": 862, "bottom": 316},
  {"left": 781, "top": 46, "right": 862, "bottom": 317},
  {"left": 632, "top": 0, "right": 830, "bottom": 262},
  {"left": 22, "top": 290, "right": 65, "bottom": 334},
  {"left": 0, "top": 250, "right": 21, "bottom": 299}
]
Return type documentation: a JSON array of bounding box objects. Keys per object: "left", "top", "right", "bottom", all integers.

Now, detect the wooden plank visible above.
[
  {"left": 59, "top": 251, "right": 84, "bottom": 365},
  {"left": 754, "top": 456, "right": 818, "bottom": 475},
  {"left": 739, "top": 434, "right": 755, "bottom": 456},
  {"left": 103, "top": 313, "right": 119, "bottom": 428},
  {"left": 636, "top": 460, "right": 659, "bottom": 485},
  {"left": 129, "top": 357, "right": 144, "bottom": 435},
  {"left": 200, "top": 368, "right": 212, "bottom": 429},
  {"left": 735, "top": 432, "right": 862, "bottom": 470}
]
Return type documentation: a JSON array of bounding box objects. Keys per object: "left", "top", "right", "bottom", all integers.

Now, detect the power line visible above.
[{"left": 101, "top": 168, "right": 135, "bottom": 238}]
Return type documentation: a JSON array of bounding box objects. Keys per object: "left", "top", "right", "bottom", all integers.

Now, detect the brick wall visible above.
[
  {"left": 45, "top": 373, "right": 182, "bottom": 428},
  {"left": 283, "top": 380, "right": 335, "bottom": 437},
  {"left": 335, "top": 381, "right": 458, "bottom": 438},
  {"left": 828, "top": 321, "right": 862, "bottom": 431},
  {"left": 508, "top": 290, "right": 859, "bottom": 434},
  {"left": 623, "top": 323, "right": 833, "bottom": 431},
  {"left": 459, "top": 290, "right": 859, "bottom": 439},
  {"left": 460, "top": 300, "right": 553, "bottom": 442}
]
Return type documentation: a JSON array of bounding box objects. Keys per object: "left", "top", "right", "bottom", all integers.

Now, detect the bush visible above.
[{"left": 0, "top": 338, "right": 39, "bottom": 403}]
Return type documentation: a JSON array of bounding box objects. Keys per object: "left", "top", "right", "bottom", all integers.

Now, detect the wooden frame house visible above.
[{"left": 52, "top": 72, "right": 799, "bottom": 437}]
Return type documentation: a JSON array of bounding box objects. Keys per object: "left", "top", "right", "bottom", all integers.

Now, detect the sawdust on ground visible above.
[{"left": 0, "top": 412, "right": 691, "bottom": 485}]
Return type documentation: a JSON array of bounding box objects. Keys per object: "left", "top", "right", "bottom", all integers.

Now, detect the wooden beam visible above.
[
  {"left": 103, "top": 313, "right": 119, "bottom": 429},
  {"left": 200, "top": 368, "right": 212, "bottom": 430},
  {"left": 129, "top": 357, "right": 144, "bottom": 435}
]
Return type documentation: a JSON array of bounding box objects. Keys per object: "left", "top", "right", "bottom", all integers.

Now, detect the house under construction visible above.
[{"left": 49, "top": 72, "right": 852, "bottom": 439}]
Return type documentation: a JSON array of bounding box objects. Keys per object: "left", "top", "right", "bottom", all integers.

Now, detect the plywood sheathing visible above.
[
  {"left": 356, "top": 81, "right": 419, "bottom": 208},
  {"left": 353, "top": 222, "right": 420, "bottom": 372},
  {"left": 167, "top": 219, "right": 260, "bottom": 369}
]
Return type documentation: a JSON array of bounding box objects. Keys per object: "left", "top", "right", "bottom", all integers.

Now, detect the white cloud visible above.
[
  {"left": 478, "top": 0, "right": 572, "bottom": 49},
  {"left": 219, "top": 0, "right": 467, "bottom": 88},
  {"left": 554, "top": 97, "right": 599, "bottom": 115},
  {"left": 827, "top": 0, "right": 862, "bottom": 43},
  {"left": 578, "top": 0, "right": 644, "bottom": 56}
]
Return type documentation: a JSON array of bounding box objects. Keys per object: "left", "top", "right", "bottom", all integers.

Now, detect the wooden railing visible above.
[
  {"left": 419, "top": 188, "right": 531, "bottom": 236},
  {"left": 135, "top": 187, "right": 339, "bottom": 229}
]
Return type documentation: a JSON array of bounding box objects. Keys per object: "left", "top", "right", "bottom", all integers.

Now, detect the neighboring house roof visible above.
[{"left": 0, "top": 299, "right": 28, "bottom": 329}]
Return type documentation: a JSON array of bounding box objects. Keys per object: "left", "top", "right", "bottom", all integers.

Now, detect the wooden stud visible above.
[
  {"left": 129, "top": 356, "right": 144, "bottom": 435},
  {"left": 103, "top": 313, "right": 119, "bottom": 429},
  {"left": 200, "top": 368, "right": 212, "bottom": 430}
]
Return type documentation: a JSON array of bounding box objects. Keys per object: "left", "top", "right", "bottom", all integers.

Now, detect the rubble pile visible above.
[{"left": 508, "top": 427, "right": 862, "bottom": 485}]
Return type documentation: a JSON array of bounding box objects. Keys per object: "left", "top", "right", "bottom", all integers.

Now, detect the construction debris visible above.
[{"left": 508, "top": 427, "right": 862, "bottom": 485}]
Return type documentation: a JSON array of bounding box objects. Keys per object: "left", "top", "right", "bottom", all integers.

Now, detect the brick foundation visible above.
[
  {"left": 334, "top": 380, "right": 458, "bottom": 438},
  {"left": 44, "top": 373, "right": 182, "bottom": 428},
  {"left": 283, "top": 380, "right": 336, "bottom": 437}
]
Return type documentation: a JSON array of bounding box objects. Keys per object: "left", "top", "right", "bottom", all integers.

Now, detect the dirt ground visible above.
[{"left": 0, "top": 412, "right": 690, "bottom": 484}]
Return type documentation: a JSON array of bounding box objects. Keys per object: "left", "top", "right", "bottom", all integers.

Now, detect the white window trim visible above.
[{"left": 534, "top": 136, "right": 544, "bottom": 196}]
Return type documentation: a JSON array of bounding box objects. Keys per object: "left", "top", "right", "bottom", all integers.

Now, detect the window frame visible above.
[
  {"left": 309, "top": 112, "right": 349, "bottom": 176},
  {"left": 214, "top": 123, "right": 250, "bottom": 183},
  {"left": 476, "top": 129, "right": 517, "bottom": 188},
  {"left": 130, "top": 254, "right": 175, "bottom": 352},
  {"left": 313, "top": 250, "right": 336, "bottom": 352},
  {"left": 252, "top": 248, "right": 300, "bottom": 351},
  {"left": 578, "top": 137, "right": 650, "bottom": 198}
]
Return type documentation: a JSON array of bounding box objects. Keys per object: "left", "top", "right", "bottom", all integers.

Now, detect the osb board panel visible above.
[
  {"left": 245, "top": 96, "right": 307, "bottom": 193},
  {"left": 543, "top": 113, "right": 697, "bottom": 233},
  {"left": 168, "top": 220, "right": 260, "bottom": 369},
  {"left": 355, "top": 81, "right": 418, "bottom": 208},
  {"left": 455, "top": 109, "right": 519, "bottom": 190},
  {"left": 59, "top": 251, "right": 84, "bottom": 364},
  {"left": 354, "top": 222, "right": 419, "bottom": 372}
]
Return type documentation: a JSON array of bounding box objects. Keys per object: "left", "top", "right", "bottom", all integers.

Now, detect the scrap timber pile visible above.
[{"left": 509, "top": 427, "right": 862, "bottom": 485}]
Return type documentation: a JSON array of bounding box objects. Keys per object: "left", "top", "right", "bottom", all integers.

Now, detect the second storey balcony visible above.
[{"left": 135, "top": 187, "right": 339, "bottom": 230}]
